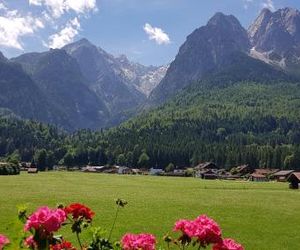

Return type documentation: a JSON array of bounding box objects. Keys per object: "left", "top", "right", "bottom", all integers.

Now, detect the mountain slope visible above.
[
  {"left": 13, "top": 49, "right": 109, "bottom": 130},
  {"left": 148, "top": 12, "right": 250, "bottom": 105},
  {"left": 0, "top": 56, "right": 70, "bottom": 127}
]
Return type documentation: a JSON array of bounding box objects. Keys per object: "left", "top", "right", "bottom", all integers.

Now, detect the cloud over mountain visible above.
[{"left": 143, "top": 23, "right": 170, "bottom": 45}]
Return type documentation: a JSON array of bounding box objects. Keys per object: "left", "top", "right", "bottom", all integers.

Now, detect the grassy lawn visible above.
[{"left": 0, "top": 172, "right": 300, "bottom": 249}]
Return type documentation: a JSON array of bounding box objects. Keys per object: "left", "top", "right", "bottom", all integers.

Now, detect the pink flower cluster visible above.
[
  {"left": 213, "top": 238, "right": 244, "bottom": 250},
  {"left": 24, "top": 207, "right": 67, "bottom": 234},
  {"left": 121, "top": 233, "right": 156, "bottom": 250},
  {"left": 0, "top": 234, "right": 9, "bottom": 250},
  {"left": 174, "top": 215, "right": 222, "bottom": 246}
]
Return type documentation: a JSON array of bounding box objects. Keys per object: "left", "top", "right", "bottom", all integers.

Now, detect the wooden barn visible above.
[
  {"left": 250, "top": 173, "right": 268, "bottom": 182},
  {"left": 272, "top": 170, "right": 294, "bottom": 182},
  {"left": 287, "top": 173, "right": 300, "bottom": 189}
]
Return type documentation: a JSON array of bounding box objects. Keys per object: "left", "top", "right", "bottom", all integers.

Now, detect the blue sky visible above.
[{"left": 0, "top": 0, "right": 300, "bottom": 66}]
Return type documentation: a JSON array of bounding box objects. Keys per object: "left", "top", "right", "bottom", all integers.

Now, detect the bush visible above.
[{"left": 0, "top": 163, "right": 20, "bottom": 175}]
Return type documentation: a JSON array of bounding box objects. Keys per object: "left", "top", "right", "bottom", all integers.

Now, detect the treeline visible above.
[{"left": 1, "top": 81, "right": 300, "bottom": 170}]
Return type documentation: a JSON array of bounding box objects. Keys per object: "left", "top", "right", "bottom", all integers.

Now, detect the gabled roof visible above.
[
  {"left": 194, "top": 162, "right": 217, "bottom": 170},
  {"left": 254, "top": 169, "right": 279, "bottom": 175},
  {"left": 273, "top": 170, "right": 294, "bottom": 176},
  {"left": 287, "top": 172, "right": 300, "bottom": 182}
]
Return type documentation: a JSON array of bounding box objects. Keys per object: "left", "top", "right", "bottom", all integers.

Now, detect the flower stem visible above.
[
  {"left": 108, "top": 205, "right": 120, "bottom": 241},
  {"left": 76, "top": 231, "right": 83, "bottom": 250}
]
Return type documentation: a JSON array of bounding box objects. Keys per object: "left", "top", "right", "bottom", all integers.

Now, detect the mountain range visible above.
[{"left": 1, "top": 7, "right": 300, "bottom": 130}]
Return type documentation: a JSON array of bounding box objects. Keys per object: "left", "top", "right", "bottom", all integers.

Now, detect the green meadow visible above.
[{"left": 0, "top": 172, "right": 300, "bottom": 249}]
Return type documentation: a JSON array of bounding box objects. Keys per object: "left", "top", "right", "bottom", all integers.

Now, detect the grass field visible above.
[{"left": 0, "top": 172, "right": 300, "bottom": 249}]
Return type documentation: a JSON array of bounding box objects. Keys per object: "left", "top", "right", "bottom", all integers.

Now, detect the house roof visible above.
[
  {"left": 254, "top": 169, "right": 279, "bottom": 175},
  {"left": 194, "top": 162, "right": 217, "bottom": 170},
  {"left": 273, "top": 170, "right": 294, "bottom": 176},
  {"left": 287, "top": 172, "right": 300, "bottom": 182}
]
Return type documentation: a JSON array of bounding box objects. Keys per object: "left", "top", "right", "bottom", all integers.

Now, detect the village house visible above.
[
  {"left": 250, "top": 173, "right": 268, "bottom": 182},
  {"left": 150, "top": 168, "right": 164, "bottom": 175},
  {"left": 82, "top": 165, "right": 106, "bottom": 173},
  {"left": 194, "top": 162, "right": 218, "bottom": 178},
  {"left": 272, "top": 170, "right": 294, "bottom": 182},
  {"left": 194, "top": 162, "right": 218, "bottom": 171},
  {"left": 249, "top": 168, "right": 279, "bottom": 181},
  {"left": 199, "top": 169, "right": 218, "bottom": 180},
  {"left": 287, "top": 172, "right": 300, "bottom": 189},
  {"left": 27, "top": 162, "right": 38, "bottom": 174},
  {"left": 118, "top": 166, "right": 133, "bottom": 175},
  {"left": 234, "top": 164, "right": 252, "bottom": 176}
]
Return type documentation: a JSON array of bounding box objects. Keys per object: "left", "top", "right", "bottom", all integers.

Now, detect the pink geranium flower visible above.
[
  {"left": 193, "top": 215, "right": 222, "bottom": 245},
  {"left": 213, "top": 238, "right": 244, "bottom": 250},
  {"left": 24, "top": 206, "right": 67, "bottom": 234},
  {"left": 121, "top": 233, "right": 156, "bottom": 250},
  {"left": 0, "top": 234, "right": 9, "bottom": 250},
  {"left": 173, "top": 215, "right": 222, "bottom": 246}
]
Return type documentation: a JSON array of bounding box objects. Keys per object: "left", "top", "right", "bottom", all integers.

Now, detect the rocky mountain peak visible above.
[
  {"left": 207, "top": 12, "right": 243, "bottom": 30},
  {"left": 248, "top": 7, "right": 300, "bottom": 75},
  {"left": 148, "top": 12, "right": 250, "bottom": 105}
]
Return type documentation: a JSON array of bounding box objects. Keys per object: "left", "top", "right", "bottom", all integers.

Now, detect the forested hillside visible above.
[{"left": 1, "top": 79, "right": 300, "bottom": 170}]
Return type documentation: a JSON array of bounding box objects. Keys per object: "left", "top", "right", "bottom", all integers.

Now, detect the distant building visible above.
[
  {"left": 235, "top": 164, "right": 252, "bottom": 175},
  {"left": 199, "top": 169, "right": 218, "bottom": 180},
  {"left": 272, "top": 170, "right": 294, "bottom": 182},
  {"left": 250, "top": 173, "right": 268, "bottom": 182},
  {"left": 28, "top": 168, "right": 38, "bottom": 174},
  {"left": 194, "top": 162, "right": 218, "bottom": 171},
  {"left": 194, "top": 162, "right": 218, "bottom": 178},
  {"left": 254, "top": 169, "right": 279, "bottom": 176},
  {"left": 249, "top": 169, "right": 279, "bottom": 181},
  {"left": 82, "top": 166, "right": 106, "bottom": 173},
  {"left": 287, "top": 173, "right": 300, "bottom": 189},
  {"left": 150, "top": 168, "right": 164, "bottom": 175},
  {"left": 118, "top": 167, "right": 132, "bottom": 175}
]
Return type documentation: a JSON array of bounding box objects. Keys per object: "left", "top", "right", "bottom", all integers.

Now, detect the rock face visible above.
[
  {"left": 63, "top": 39, "right": 166, "bottom": 113},
  {"left": 249, "top": 7, "right": 300, "bottom": 75},
  {"left": 114, "top": 54, "right": 168, "bottom": 97},
  {"left": 149, "top": 12, "right": 250, "bottom": 105}
]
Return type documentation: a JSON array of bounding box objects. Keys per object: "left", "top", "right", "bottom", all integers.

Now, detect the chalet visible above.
[
  {"left": 28, "top": 168, "right": 38, "bottom": 174},
  {"left": 118, "top": 167, "right": 132, "bottom": 175},
  {"left": 272, "top": 170, "right": 294, "bottom": 182},
  {"left": 250, "top": 169, "right": 279, "bottom": 181},
  {"left": 27, "top": 162, "right": 38, "bottom": 174},
  {"left": 235, "top": 165, "right": 252, "bottom": 175},
  {"left": 150, "top": 168, "right": 164, "bottom": 175},
  {"left": 254, "top": 168, "right": 279, "bottom": 176},
  {"left": 194, "top": 162, "right": 218, "bottom": 171},
  {"left": 199, "top": 169, "right": 218, "bottom": 180},
  {"left": 132, "top": 169, "right": 143, "bottom": 175},
  {"left": 287, "top": 173, "right": 300, "bottom": 189},
  {"left": 82, "top": 166, "right": 106, "bottom": 173},
  {"left": 250, "top": 173, "right": 268, "bottom": 182}
]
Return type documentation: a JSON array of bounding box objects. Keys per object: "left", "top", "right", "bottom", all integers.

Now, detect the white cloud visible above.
[
  {"left": 29, "top": 0, "right": 97, "bottom": 18},
  {"left": 262, "top": 0, "right": 275, "bottom": 11},
  {"left": 0, "top": 9, "right": 44, "bottom": 50},
  {"left": 143, "top": 23, "right": 170, "bottom": 45},
  {"left": 48, "top": 17, "right": 80, "bottom": 48}
]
